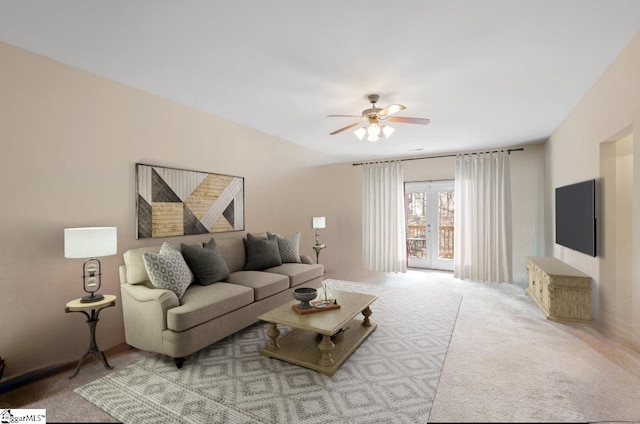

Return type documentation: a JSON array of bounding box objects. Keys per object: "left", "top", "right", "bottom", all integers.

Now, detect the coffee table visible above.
[{"left": 258, "top": 289, "right": 378, "bottom": 376}]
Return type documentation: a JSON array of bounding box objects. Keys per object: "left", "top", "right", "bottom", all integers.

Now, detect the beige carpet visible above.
[
  {"left": 3, "top": 270, "right": 640, "bottom": 423},
  {"left": 426, "top": 277, "right": 640, "bottom": 423}
]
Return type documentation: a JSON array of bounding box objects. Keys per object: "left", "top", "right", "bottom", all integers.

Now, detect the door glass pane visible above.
[
  {"left": 438, "top": 191, "right": 455, "bottom": 259},
  {"left": 406, "top": 192, "right": 426, "bottom": 259}
]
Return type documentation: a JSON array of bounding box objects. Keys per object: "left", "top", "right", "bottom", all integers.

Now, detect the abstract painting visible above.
[{"left": 136, "top": 163, "right": 244, "bottom": 238}]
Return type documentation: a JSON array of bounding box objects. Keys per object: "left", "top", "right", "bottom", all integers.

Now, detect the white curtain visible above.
[
  {"left": 454, "top": 151, "right": 512, "bottom": 282},
  {"left": 362, "top": 161, "right": 407, "bottom": 273}
]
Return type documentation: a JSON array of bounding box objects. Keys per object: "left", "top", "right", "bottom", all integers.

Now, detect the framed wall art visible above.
[{"left": 136, "top": 163, "right": 244, "bottom": 239}]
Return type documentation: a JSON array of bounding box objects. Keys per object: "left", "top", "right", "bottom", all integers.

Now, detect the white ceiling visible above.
[{"left": 1, "top": 1, "right": 639, "bottom": 163}]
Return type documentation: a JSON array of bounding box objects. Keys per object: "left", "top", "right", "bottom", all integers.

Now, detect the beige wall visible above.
[
  {"left": 546, "top": 32, "right": 640, "bottom": 350},
  {"left": 0, "top": 39, "right": 546, "bottom": 382},
  {"left": 600, "top": 134, "right": 634, "bottom": 342},
  {"left": 0, "top": 42, "right": 332, "bottom": 380}
]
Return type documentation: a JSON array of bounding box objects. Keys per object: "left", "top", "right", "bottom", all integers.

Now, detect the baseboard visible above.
[
  {"left": 0, "top": 361, "right": 74, "bottom": 394},
  {"left": 0, "top": 343, "right": 133, "bottom": 395}
]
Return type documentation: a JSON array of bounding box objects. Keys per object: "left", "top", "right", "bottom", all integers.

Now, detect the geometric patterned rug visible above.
[{"left": 75, "top": 279, "right": 462, "bottom": 423}]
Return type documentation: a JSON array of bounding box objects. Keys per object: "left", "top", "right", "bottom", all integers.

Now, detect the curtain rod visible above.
[{"left": 352, "top": 147, "right": 524, "bottom": 166}]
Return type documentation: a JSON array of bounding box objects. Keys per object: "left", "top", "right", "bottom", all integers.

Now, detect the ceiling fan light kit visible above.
[
  {"left": 328, "top": 94, "right": 430, "bottom": 143},
  {"left": 382, "top": 124, "right": 395, "bottom": 138},
  {"left": 354, "top": 127, "right": 366, "bottom": 140}
]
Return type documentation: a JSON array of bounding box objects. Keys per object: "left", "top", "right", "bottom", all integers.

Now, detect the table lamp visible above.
[
  {"left": 312, "top": 217, "right": 326, "bottom": 264},
  {"left": 64, "top": 227, "right": 117, "bottom": 303},
  {"left": 312, "top": 217, "right": 326, "bottom": 245}
]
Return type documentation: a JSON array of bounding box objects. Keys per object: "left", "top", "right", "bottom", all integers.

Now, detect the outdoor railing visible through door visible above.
[{"left": 406, "top": 225, "right": 454, "bottom": 259}]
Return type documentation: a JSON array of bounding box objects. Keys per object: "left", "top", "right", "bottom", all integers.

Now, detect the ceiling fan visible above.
[{"left": 328, "top": 94, "right": 430, "bottom": 142}]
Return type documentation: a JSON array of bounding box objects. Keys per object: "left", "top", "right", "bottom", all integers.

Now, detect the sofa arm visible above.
[
  {"left": 122, "top": 283, "right": 177, "bottom": 304},
  {"left": 120, "top": 283, "right": 179, "bottom": 354},
  {"left": 300, "top": 255, "right": 314, "bottom": 265}
]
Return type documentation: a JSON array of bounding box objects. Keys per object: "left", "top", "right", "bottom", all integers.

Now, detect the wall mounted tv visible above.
[{"left": 555, "top": 179, "right": 597, "bottom": 257}]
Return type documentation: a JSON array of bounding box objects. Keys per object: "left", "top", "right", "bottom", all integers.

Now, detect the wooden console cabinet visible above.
[{"left": 526, "top": 257, "right": 591, "bottom": 324}]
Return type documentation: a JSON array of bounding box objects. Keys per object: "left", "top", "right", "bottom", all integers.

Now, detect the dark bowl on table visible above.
[{"left": 293, "top": 287, "right": 318, "bottom": 309}]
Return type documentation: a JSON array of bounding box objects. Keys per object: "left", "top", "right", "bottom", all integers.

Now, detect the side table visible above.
[
  {"left": 65, "top": 294, "right": 116, "bottom": 379},
  {"left": 313, "top": 244, "right": 326, "bottom": 264}
]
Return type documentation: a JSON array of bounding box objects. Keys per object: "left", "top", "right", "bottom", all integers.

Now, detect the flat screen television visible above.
[{"left": 555, "top": 179, "right": 597, "bottom": 257}]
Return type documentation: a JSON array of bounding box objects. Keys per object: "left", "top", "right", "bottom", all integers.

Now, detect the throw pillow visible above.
[
  {"left": 268, "top": 231, "right": 301, "bottom": 263},
  {"left": 243, "top": 232, "right": 282, "bottom": 271},
  {"left": 143, "top": 243, "right": 194, "bottom": 299},
  {"left": 181, "top": 238, "right": 230, "bottom": 285}
]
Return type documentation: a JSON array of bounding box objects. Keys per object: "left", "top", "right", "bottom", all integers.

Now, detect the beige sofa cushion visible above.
[
  {"left": 167, "top": 282, "right": 253, "bottom": 332},
  {"left": 123, "top": 245, "right": 162, "bottom": 285},
  {"left": 225, "top": 270, "right": 289, "bottom": 301},
  {"left": 265, "top": 263, "right": 324, "bottom": 287},
  {"left": 215, "top": 237, "right": 246, "bottom": 273}
]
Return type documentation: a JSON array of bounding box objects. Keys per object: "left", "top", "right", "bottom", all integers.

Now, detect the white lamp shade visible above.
[
  {"left": 367, "top": 123, "right": 381, "bottom": 137},
  {"left": 312, "top": 217, "right": 326, "bottom": 229},
  {"left": 64, "top": 227, "right": 117, "bottom": 258}
]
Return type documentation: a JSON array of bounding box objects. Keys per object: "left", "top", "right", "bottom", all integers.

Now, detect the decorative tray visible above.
[{"left": 292, "top": 299, "right": 340, "bottom": 315}]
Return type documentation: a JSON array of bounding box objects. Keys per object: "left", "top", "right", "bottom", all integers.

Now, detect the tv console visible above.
[{"left": 526, "top": 257, "right": 591, "bottom": 324}]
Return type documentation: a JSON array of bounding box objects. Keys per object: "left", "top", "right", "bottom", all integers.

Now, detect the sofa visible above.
[{"left": 119, "top": 232, "right": 324, "bottom": 368}]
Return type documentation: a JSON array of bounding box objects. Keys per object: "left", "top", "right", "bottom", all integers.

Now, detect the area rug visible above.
[{"left": 75, "top": 279, "right": 462, "bottom": 424}]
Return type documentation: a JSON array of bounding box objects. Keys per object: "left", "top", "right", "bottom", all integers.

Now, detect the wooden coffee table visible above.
[{"left": 258, "top": 289, "right": 377, "bottom": 376}]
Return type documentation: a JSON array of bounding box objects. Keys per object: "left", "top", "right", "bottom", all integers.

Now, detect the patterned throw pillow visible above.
[
  {"left": 143, "top": 243, "right": 194, "bottom": 299},
  {"left": 268, "top": 231, "right": 301, "bottom": 263}
]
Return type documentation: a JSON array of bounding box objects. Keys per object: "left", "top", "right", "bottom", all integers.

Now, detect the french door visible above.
[{"left": 405, "top": 180, "right": 455, "bottom": 271}]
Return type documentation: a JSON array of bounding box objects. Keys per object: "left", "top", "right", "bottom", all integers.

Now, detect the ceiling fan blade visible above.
[
  {"left": 327, "top": 114, "right": 362, "bottom": 118},
  {"left": 377, "top": 104, "right": 406, "bottom": 117},
  {"left": 387, "top": 116, "right": 431, "bottom": 125},
  {"left": 330, "top": 122, "right": 361, "bottom": 135}
]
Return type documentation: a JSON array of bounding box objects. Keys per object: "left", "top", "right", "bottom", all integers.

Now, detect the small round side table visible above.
[
  {"left": 65, "top": 294, "right": 116, "bottom": 379},
  {"left": 313, "top": 244, "right": 326, "bottom": 264}
]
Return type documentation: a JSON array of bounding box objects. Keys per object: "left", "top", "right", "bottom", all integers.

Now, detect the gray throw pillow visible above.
[
  {"left": 181, "top": 238, "right": 230, "bottom": 285},
  {"left": 268, "top": 231, "right": 302, "bottom": 263},
  {"left": 143, "top": 243, "right": 194, "bottom": 299},
  {"left": 243, "top": 233, "right": 282, "bottom": 271}
]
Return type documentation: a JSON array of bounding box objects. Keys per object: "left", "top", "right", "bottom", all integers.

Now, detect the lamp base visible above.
[{"left": 81, "top": 293, "right": 105, "bottom": 303}]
